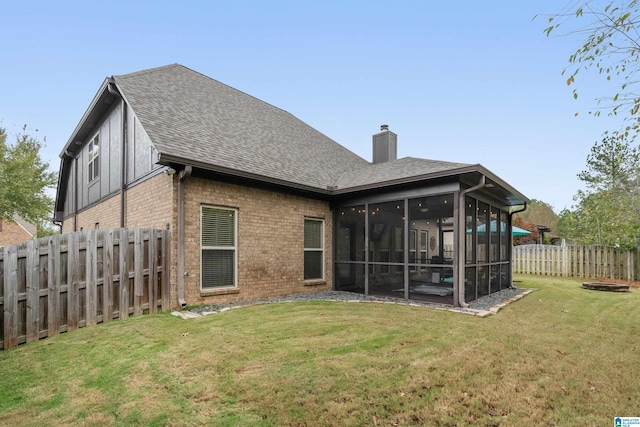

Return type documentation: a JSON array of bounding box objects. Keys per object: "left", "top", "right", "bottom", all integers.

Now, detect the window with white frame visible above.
[
  {"left": 201, "top": 206, "right": 237, "bottom": 289},
  {"left": 88, "top": 134, "right": 100, "bottom": 182},
  {"left": 304, "top": 218, "right": 324, "bottom": 280}
]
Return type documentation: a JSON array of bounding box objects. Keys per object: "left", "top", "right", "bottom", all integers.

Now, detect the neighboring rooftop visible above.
[{"left": 12, "top": 214, "right": 37, "bottom": 237}]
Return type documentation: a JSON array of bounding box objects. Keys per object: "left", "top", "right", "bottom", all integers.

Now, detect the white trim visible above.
[
  {"left": 304, "top": 217, "right": 324, "bottom": 280},
  {"left": 87, "top": 132, "right": 100, "bottom": 182},
  {"left": 200, "top": 205, "right": 238, "bottom": 290}
]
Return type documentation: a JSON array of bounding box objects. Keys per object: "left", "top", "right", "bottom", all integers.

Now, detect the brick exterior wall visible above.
[
  {"left": 60, "top": 172, "right": 333, "bottom": 308},
  {"left": 0, "top": 219, "right": 35, "bottom": 246},
  {"left": 182, "top": 177, "right": 333, "bottom": 306},
  {"left": 61, "top": 173, "right": 174, "bottom": 233},
  {"left": 61, "top": 192, "right": 121, "bottom": 233},
  {"left": 125, "top": 173, "right": 174, "bottom": 230}
]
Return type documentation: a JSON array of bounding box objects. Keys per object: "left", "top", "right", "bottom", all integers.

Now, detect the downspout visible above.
[
  {"left": 177, "top": 165, "right": 192, "bottom": 307},
  {"left": 510, "top": 205, "right": 527, "bottom": 214},
  {"left": 457, "top": 175, "right": 486, "bottom": 308},
  {"left": 120, "top": 99, "right": 127, "bottom": 227},
  {"left": 73, "top": 152, "right": 79, "bottom": 232},
  {"left": 508, "top": 203, "right": 528, "bottom": 288},
  {"left": 108, "top": 83, "right": 127, "bottom": 228}
]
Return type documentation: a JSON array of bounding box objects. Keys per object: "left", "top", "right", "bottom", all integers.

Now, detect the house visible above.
[
  {"left": 54, "top": 64, "right": 529, "bottom": 309},
  {"left": 0, "top": 214, "right": 37, "bottom": 247}
]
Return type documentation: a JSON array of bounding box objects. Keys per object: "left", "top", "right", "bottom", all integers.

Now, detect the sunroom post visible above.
[
  {"left": 452, "top": 190, "right": 460, "bottom": 306},
  {"left": 404, "top": 198, "right": 409, "bottom": 300},
  {"left": 364, "top": 202, "right": 369, "bottom": 296}
]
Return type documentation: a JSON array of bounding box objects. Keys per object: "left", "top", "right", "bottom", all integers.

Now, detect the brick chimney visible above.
[{"left": 372, "top": 124, "right": 397, "bottom": 164}]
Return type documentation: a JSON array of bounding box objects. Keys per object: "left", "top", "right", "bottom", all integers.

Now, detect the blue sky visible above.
[{"left": 0, "top": 1, "right": 626, "bottom": 213}]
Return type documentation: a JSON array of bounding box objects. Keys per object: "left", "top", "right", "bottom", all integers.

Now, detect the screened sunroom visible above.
[{"left": 334, "top": 172, "right": 528, "bottom": 307}]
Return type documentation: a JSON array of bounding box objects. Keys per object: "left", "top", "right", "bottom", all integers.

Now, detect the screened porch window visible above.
[
  {"left": 201, "top": 206, "right": 237, "bottom": 289},
  {"left": 304, "top": 218, "right": 324, "bottom": 280}
]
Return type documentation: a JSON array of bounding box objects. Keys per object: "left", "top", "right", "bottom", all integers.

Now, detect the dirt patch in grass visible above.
[{"left": 596, "top": 276, "right": 640, "bottom": 288}]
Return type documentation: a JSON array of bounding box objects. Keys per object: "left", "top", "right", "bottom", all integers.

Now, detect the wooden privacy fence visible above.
[
  {"left": 513, "top": 244, "right": 638, "bottom": 281},
  {"left": 0, "top": 228, "right": 171, "bottom": 350}
]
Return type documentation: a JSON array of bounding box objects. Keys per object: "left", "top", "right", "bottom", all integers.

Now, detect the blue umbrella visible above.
[{"left": 470, "top": 221, "right": 531, "bottom": 236}]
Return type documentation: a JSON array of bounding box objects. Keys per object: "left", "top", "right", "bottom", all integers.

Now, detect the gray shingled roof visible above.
[
  {"left": 110, "top": 64, "right": 527, "bottom": 202},
  {"left": 335, "top": 157, "right": 472, "bottom": 190},
  {"left": 11, "top": 214, "right": 37, "bottom": 237},
  {"left": 113, "top": 64, "right": 370, "bottom": 191}
]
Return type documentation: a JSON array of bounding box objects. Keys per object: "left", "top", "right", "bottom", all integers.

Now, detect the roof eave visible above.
[
  {"left": 158, "top": 156, "right": 529, "bottom": 207},
  {"left": 53, "top": 154, "right": 72, "bottom": 222},
  {"left": 331, "top": 164, "right": 478, "bottom": 195},
  {"left": 469, "top": 164, "right": 530, "bottom": 206},
  {"left": 58, "top": 78, "right": 119, "bottom": 158},
  {"left": 158, "top": 153, "right": 333, "bottom": 197},
  {"left": 332, "top": 164, "right": 529, "bottom": 207}
]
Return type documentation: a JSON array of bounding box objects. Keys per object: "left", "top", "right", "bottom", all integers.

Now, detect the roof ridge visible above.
[
  {"left": 115, "top": 63, "right": 297, "bottom": 116},
  {"left": 115, "top": 64, "right": 366, "bottom": 163},
  {"left": 112, "top": 63, "right": 181, "bottom": 80},
  {"left": 402, "top": 156, "right": 472, "bottom": 166},
  {"left": 175, "top": 67, "right": 337, "bottom": 140},
  {"left": 110, "top": 64, "right": 369, "bottom": 190}
]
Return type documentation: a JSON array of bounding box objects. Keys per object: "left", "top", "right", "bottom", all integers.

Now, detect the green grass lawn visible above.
[{"left": 1, "top": 275, "right": 639, "bottom": 426}]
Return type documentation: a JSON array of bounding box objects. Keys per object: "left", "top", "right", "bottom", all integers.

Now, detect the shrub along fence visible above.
[
  {"left": 513, "top": 244, "right": 638, "bottom": 281},
  {"left": 0, "top": 228, "right": 171, "bottom": 350}
]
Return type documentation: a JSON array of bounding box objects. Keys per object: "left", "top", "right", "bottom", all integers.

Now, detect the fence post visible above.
[
  {"left": 3, "top": 245, "right": 18, "bottom": 349},
  {"left": 103, "top": 229, "right": 114, "bottom": 322},
  {"left": 48, "top": 235, "right": 60, "bottom": 336},
  {"left": 119, "top": 228, "right": 129, "bottom": 319},
  {"left": 67, "top": 232, "right": 80, "bottom": 331},
  {"left": 133, "top": 228, "right": 143, "bottom": 315},
  {"left": 85, "top": 230, "right": 98, "bottom": 327},
  {"left": 161, "top": 229, "right": 171, "bottom": 311},
  {"left": 148, "top": 229, "right": 157, "bottom": 314},
  {"left": 26, "top": 239, "right": 39, "bottom": 343}
]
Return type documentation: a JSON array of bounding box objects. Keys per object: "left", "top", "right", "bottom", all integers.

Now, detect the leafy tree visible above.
[
  {"left": 559, "top": 133, "right": 640, "bottom": 247},
  {"left": 0, "top": 126, "right": 57, "bottom": 227},
  {"left": 37, "top": 220, "right": 60, "bottom": 238},
  {"left": 540, "top": 1, "right": 640, "bottom": 132},
  {"left": 516, "top": 199, "right": 559, "bottom": 233},
  {"left": 539, "top": 2, "right": 640, "bottom": 246},
  {"left": 512, "top": 216, "right": 539, "bottom": 246},
  {"left": 558, "top": 188, "right": 639, "bottom": 247},
  {"left": 578, "top": 133, "right": 639, "bottom": 190}
]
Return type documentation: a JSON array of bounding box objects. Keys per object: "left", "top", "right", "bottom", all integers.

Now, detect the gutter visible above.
[
  {"left": 176, "top": 165, "right": 192, "bottom": 307},
  {"left": 158, "top": 153, "right": 333, "bottom": 197},
  {"left": 73, "top": 152, "right": 79, "bottom": 231},
  {"left": 456, "top": 175, "right": 486, "bottom": 308}
]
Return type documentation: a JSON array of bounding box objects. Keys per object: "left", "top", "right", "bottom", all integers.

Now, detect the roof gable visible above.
[
  {"left": 113, "top": 64, "right": 369, "bottom": 191},
  {"left": 55, "top": 64, "right": 528, "bottom": 213}
]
